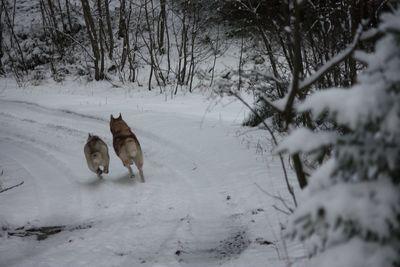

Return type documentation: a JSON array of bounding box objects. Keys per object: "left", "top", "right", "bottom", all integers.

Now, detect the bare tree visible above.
[
  {"left": 1, "top": 0, "right": 27, "bottom": 72},
  {"left": 0, "top": 4, "right": 4, "bottom": 74},
  {"left": 65, "top": 0, "right": 73, "bottom": 32},
  {"left": 97, "top": 0, "right": 105, "bottom": 79},
  {"left": 118, "top": 0, "right": 126, "bottom": 38},
  {"left": 80, "top": 0, "right": 103, "bottom": 80},
  {"left": 104, "top": 0, "right": 114, "bottom": 60},
  {"left": 158, "top": 0, "right": 166, "bottom": 54}
]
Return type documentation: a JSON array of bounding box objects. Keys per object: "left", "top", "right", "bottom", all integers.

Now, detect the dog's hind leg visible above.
[
  {"left": 139, "top": 169, "right": 145, "bottom": 183},
  {"left": 96, "top": 168, "right": 103, "bottom": 179},
  {"left": 103, "top": 164, "right": 109, "bottom": 174},
  {"left": 123, "top": 159, "right": 135, "bottom": 178},
  {"left": 134, "top": 158, "right": 144, "bottom": 183},
  {"left": 104, "top": 154, "right": 110, "bottom": 174},
  {"left": 126, "top": 165, "right": 134, "bottom": 178}
]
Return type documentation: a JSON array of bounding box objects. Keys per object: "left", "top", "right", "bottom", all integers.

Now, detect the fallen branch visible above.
[
  {"left": 0, "top": 181, "right": 24, "bottom": 193},
  {"left": 3, "top": 223, "right": 92, "bottom": 240},
  {"left": 8, "top": 225, "right": 65, "bottom": 240}
]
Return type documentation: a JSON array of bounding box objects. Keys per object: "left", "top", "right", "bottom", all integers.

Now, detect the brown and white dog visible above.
[
  {"left": 110, "top": 113, "right": 144, "bottom": 182},
  {"left": 84, "top": 134, "right": 110, "bottom": 178}
]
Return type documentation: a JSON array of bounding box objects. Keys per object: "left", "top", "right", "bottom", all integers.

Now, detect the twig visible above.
[
  {"left": 283, "top": 0, "right": 304, "bottom": 123},
  {"left": 273, "top": 205, "right": 291, "bottom": 216},
  {"left": 241, "top": 69, "right": 285, "bottom": 85},
  {"left": 0, "top": 181, "right": 24, "bottom": 193},
  {"left": 254, "top": 182, "right": 294, "bottom": 213},
  {"left": 5, "top": 223, "right": 92, "bottom": 240},
  {"left": 223, "top": 90, "right": 297, "bottom": 207}
]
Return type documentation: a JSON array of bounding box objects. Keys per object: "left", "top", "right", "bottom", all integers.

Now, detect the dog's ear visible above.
[
  {"left": 118, "top": 113, "right": 122, "bottom": 119},
  {"left": 110, "top": 114, "right": 114, "bottom": 121},
  {"left": 88, "top": 133, "right": 92, "bottom": 138}
]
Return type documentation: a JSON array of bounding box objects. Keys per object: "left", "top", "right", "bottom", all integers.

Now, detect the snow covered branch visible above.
[{"left": 298, "top": 25, "right": 364, "bottom": 93}]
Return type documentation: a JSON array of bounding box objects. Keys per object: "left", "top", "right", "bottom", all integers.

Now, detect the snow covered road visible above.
[{"left": 0, "top": 82, "right": 302, "bottom": 266}]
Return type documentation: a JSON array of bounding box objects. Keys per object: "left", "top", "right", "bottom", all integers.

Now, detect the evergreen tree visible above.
[{"left": 280, "top": 7, "right": 400, "bottom": 267}]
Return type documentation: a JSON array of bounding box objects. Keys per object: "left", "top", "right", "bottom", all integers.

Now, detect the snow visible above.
[
  {"left": 271, "top": 94, "right": 288, "bottom": 112},
  {"left": 379, "top": 9, "right": 400, "bottom": 32},
  {"left": 291, "top": 179, "right": 400, "bottom": 242},
  {"left": 298, "top": 84, "right": 387, "bottom": 129},
  {"left": 307, "top": 237, "right": 398, "bottom": 267},
  {"left": 276, "top": 128, "right": 336, "bottom": 155},
  {"left": 0, "top": 79, "right": 304, "bottom": 266},
  {"left": 303, "top": 159, "right": 336, "bottom": 194}
]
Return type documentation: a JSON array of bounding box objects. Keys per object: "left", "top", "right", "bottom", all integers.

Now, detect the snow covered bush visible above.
[{"left": 281, "top": 8, "right": 400, "bottom": 267}]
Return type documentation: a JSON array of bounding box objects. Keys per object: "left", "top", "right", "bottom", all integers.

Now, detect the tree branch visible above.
[
  {"left": 0, "top": 181, "right": 24, "bottom": 193},
  {"left": 220, "top": 89, "right": 298, "bottom": 207},
  {"left": 299, "top": 24, "right": 364, "bottom": 93}
]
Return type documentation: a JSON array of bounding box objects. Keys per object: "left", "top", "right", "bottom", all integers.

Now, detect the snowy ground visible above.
[{"left": 0, "top": 79, "right": 304, "bottom": 267}]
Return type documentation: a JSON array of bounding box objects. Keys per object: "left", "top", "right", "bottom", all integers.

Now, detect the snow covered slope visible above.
[{"left": 0, "top": 80, "right": 303, "bottom": 266}]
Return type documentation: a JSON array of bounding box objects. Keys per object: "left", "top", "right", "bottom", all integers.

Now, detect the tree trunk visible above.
[
  {"left": 158, "top": 0, "right": 166, "bottom": 54},
  {"left": 80, "top": 0, "right": 101, "bottom": 80},
  {"left": 118, "top": 0, "right": 126, "bottom": 38},
  {"left": 188, "top": 9, "right": 198, "bottom": 92},
  {"left": 257, "top": 25, "right": 285, "bottom": 98},
  {"left": 0, "top": 4, "right": 4, "bottom": 74},
  {"left": 65, "top": 0, "right": 73, "bottom": 32},
  {"left": 1, "top": 0, "right": 27, "bottom": 72},
  {"left": 165, "top": 6, "right": 171, "bottom": 77},
  {"left": 104, "top": 0, "right": 114, "bottom": 60},
  {"left": 56, "top": 0, "right": 66, "bottom": 32},
  {"left": 47, "top": 0, "right": 58, "bottom": 30},
  {"left": 97, "top": 0, "right": 105, "bottom": 80}
]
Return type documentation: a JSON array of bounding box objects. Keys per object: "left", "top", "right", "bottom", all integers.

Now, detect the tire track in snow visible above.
[
  {"left": 0, "top": 102, "right": 141, "bottom": 222},
  {"left": 0, "top": 138, "right": 83, "bottom": 226},
  {"left": 0, "top": 99, "right": 192, "bottom": 156}
]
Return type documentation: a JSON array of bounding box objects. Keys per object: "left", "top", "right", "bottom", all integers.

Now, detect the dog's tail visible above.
[{"left": 91, "top": 152, "right": 103, "bottom": 166}]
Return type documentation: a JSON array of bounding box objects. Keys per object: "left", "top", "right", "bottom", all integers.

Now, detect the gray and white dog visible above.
[{"left": 84, "top": 134, "right": 110, "bottom": 178}]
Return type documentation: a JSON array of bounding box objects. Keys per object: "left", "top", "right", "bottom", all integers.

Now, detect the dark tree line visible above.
[
  {"left": 0, "top": 0, "right": 215, "bottom": 91},
  {"left": 211, "top": 0, "right": 391, "bottom": 128},
  {"left": 210, "top": 0, "right": 396, "bottom": 192}
]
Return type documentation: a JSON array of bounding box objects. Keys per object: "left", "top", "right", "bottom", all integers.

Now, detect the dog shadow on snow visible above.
[
  {"left": 78, "top": 172, "right": 141, "bottom": 188},
  {"left": 78, "top": 176, "right": 103, "bottom": 188},
  {"left": 110, "top": 174, "right": 138, "bottom": 185}
]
